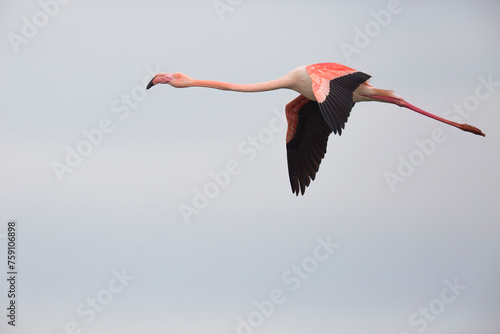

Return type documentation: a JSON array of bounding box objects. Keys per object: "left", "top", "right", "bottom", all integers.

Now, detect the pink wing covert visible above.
[
  {"left": 306, "top": 63, "right": 359, "bottom": 103},
  {"left": 306, "top": 63, "right": 371, "bottom": 135}
]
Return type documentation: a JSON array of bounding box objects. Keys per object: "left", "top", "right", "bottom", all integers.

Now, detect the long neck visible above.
[{"left": 189, "top": 76, "right": 291, "bottom": 93}]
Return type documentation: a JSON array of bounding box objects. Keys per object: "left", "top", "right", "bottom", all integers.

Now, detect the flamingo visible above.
[{"left": 146, "top": 63, "right": 485, "bottom": 195}]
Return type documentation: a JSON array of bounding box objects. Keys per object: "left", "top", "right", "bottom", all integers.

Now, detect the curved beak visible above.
[{"left": 146, "top": 77, "right": 156, "bottom": 90}]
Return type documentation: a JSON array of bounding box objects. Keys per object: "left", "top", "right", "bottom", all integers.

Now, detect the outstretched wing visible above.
[
  {"left": 306, "top": 63, "right": 371, "bottom": 135},
  {"left": 286, "top": 96, "right": 332, "bottom": 196}
]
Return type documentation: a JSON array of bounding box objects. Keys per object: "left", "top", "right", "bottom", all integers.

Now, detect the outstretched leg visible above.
[{"left": 368, "top": 93, "right": 485, "bottom": 137}]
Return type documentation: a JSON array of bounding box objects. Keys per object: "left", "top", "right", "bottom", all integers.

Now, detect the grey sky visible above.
[{"left": 1, "top": 1, "right": 499, "bottom": 334}]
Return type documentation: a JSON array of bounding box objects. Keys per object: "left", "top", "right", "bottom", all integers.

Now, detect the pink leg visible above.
[{"left": 370, "top": 95, "right": 485, "bottom": 137}]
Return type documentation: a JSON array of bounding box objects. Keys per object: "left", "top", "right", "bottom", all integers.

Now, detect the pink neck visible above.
[{"left": 190, "top": 77, "right": 290, "bottom": 93}]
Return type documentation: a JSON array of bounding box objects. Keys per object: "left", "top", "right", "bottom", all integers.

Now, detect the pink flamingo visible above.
[{"left": 147, "top": 63, "right": 485, "bottom": 195}]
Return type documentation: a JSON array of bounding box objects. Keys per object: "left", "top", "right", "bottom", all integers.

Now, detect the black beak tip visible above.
[{"left": 146, "top": 78, "right": 155, "bottom": 90}]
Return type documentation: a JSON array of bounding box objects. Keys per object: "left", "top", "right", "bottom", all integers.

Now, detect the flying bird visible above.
[{"left": 146, "top": 63, "right": 485, "bottom": 195}]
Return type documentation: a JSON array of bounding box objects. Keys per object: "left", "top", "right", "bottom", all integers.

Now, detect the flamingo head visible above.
[{"left": 146, "top": 73, "right": 192, "bottom": 89}]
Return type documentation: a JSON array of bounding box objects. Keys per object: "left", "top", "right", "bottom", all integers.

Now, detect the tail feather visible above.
[
  {"left": 371, "top": 87, "right": 399, "bottom": 99},
  {"left": 353, "top": 83, "right": 400, "bottom": 103}
]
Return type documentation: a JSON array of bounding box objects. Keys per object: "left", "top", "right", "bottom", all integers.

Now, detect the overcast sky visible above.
[{"left": 1, "top": 1, "right": 499, "bottom": 334}]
